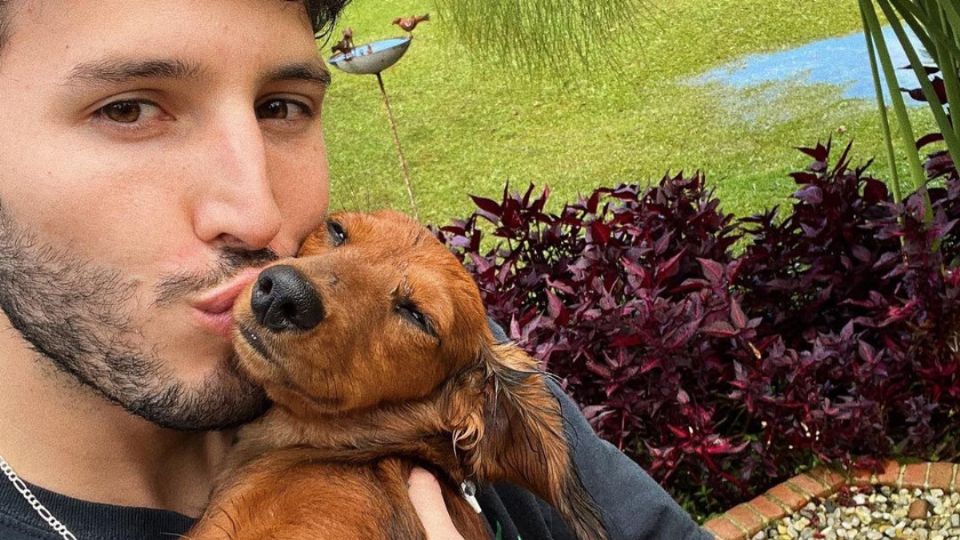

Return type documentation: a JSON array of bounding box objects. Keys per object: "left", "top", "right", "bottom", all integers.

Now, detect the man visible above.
[{"left": 0, "top": 1, "right": 712, "bottom": 538}]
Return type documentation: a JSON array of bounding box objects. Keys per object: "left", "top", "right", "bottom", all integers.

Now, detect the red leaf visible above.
[
  {"left": 655, "top": 249, "right": 686, "bottom": 283},
  {"left": 546, "top": 278, "right": 576, "bottom": 295},
  {"left": 621, "top": 257, "right": 649, "bottom": 282},
  {"left": 795, "top": 185, "right": 823, "bottom": 204},
  {"left": 470, "top": 195, "right": 501, "bottom": 216},
  {"left": 640, "top": 357, "right": 661, "bottom": 374},
  {"left": 697, "top": 257, "right": 725, "bottom": 285},
  {"left": 586, "top": 190, "right": 601, "bottom": 213},
  {"left": 851, "top": 245, "right": 872, "bottom": 263},
  {"left": 611, "top": 333, "right": 645, "bottom": 348},
  {"left": 546, "top": 290, "right": 569, "bottom": 326},
  {"left": 916, "top": 132, "right": 944, "bottom": 149},
  {"left": 789, "top": 172, "right": 819, "bottom": 185},
  {"left": 590, "top": 221, "right": 611, "bottom": 245},
  {"left": 863, "top": 178, "right": 889, "bottom": 203},
  {"left": 701, "top": 321, "right": 738, "bottom": 337},
  {"left": 705, "top": 438, "right": 750, "bottom": 455},
  {"left": 730, "top": 298, "right": 748, "bottom": 329}
]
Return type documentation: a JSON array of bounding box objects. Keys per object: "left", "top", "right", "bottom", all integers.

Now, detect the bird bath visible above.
[
  {"left": 329, "top": 37, "right": 412, "bottom": 75},
  {"left": 328, "top": 36, "right": 419, "bottom": 218}
]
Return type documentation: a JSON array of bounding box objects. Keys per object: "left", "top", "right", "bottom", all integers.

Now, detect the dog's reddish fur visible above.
[{"left": 187, "top": 210, "right": 607, "bottom": 540}]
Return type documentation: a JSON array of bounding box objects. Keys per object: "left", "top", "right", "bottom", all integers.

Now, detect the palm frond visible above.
[{"left": 860, "top": 0, "right": 960, "bottom": 225}]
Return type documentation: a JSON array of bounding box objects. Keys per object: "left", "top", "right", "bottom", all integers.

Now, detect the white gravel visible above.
[{"left": 756, "top": 485, "right": 960, "bottom": 540}]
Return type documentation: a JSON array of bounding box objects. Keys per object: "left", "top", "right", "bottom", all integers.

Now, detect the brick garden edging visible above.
[{"left": 702, "top": 461, "right": 959, "bottom": 540}]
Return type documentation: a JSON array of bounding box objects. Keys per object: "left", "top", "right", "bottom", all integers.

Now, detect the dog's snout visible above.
[{"left": 251, "top": 265, "right": 325, "bottom": 332}]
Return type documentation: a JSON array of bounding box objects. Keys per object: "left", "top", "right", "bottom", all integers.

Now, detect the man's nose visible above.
[{"left": 192, "top": 106, "right": 283, "bottom": 251}]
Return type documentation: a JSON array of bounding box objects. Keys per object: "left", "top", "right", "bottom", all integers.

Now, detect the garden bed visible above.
[
  {"left": 704, "top": 462, "right": 960, "bottom": 540},
  {"left": 438, "top": 141, "right": 960, "bottom": 520}
]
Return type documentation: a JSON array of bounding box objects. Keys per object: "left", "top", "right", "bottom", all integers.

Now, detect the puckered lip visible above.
[{"left": 191, "top": 268, "right": 264, "bottom": 315}]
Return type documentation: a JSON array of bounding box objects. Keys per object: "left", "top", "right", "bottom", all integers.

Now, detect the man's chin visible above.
[{"left": 122, "top": 355, "right": 270, "bottom": 432}]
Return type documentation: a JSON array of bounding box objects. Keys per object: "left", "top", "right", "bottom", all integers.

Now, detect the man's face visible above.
[{"left": 0, "top": 1, "right": 330, "bottom": 429}]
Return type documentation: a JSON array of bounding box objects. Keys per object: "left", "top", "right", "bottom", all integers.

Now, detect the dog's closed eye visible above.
[
  {"left": 395, "top": 301, "right": 437, "bottom": 339},
  {"left": 327, "top": 220, "right": 347, "bottom": 246}
]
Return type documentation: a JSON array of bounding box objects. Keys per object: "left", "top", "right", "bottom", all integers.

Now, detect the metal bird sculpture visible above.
[
  {"left": 392, "top": 14, "right": 429, "bottom": 34},
  {"left": 331, "top": 27, "right": 355, "bottom": 57}
]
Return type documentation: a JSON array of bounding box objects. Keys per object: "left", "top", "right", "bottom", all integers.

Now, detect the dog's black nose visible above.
[{"left": 251, "top": 265, "right": 324, "bottom": 332}]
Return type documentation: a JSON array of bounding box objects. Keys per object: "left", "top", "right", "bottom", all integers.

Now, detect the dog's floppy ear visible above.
[{"left": 444, "top": 342, "right": 608, "bottom": 540}]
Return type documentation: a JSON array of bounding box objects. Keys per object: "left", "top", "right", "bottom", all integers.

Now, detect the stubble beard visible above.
[{"left": 0, "top": 206, "right": 273, "bottom": 431}]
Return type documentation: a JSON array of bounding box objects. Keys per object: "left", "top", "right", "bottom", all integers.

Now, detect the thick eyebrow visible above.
[
  {"left": 263, "top": 62, "right": 332, "bottom": 88},
  {"left": 65, "top": 58, "right": 203, "bottom": 86},
  {"left": 64, "top": 58, "right": 330, "bottom": 90}
]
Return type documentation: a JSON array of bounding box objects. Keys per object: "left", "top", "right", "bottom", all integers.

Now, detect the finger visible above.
[{"left": 407, "top": 467, "right": 465, "bottom": 540}]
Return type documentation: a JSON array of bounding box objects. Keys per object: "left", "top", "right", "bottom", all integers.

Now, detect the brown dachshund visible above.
[{"left": 187, "top": 210, "right": 607, "bottom": 540}]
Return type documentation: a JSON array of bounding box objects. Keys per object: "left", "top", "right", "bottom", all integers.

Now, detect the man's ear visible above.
[{"left": 444, "top": 342, "right": 608, "bottom": 540}]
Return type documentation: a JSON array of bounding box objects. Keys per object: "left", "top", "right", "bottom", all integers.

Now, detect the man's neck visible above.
[{"left": 0, "top": 347, "right": 231, "bottom": 517}]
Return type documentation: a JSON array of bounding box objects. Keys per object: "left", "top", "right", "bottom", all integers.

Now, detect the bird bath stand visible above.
[{"left": 329, "top": 37, "right": 419, "bottom": 219}]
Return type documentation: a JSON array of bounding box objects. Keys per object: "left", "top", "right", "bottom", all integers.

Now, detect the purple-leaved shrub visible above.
[{"left": 435, "top": 142, "right": 960, "bottom": 519}]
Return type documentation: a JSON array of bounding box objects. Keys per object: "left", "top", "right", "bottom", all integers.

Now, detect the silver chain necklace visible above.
[{"left": 0, "top": 454, "right": 78, "bottom": 540}]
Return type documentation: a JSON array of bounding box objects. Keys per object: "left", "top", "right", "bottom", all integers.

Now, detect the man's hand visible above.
[{"left": 407, "top": 467, "right": 466, "bottom": 540}]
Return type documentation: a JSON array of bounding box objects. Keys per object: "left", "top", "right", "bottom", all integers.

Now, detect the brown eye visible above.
[
  {"left": 256, "top": 99, "right": 312, "bottom": 120},
  {"left": 257, "top": 100, "right": 288, "bottom": 119},
  {"left": 101, "top": 101, "right": 142, "bottom": 123}
]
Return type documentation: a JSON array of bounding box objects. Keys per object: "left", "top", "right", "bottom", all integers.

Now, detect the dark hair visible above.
[
  {"left": 0, "top": 1, "right": 350, "bottom": 50},
  {"left": 303, "top": 0, "right": 351, "bottom": 38}
]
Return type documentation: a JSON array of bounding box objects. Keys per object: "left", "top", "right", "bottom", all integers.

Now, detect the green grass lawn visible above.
[{"left": 322, "top": 0, "right": 937, "bottom": 225}]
